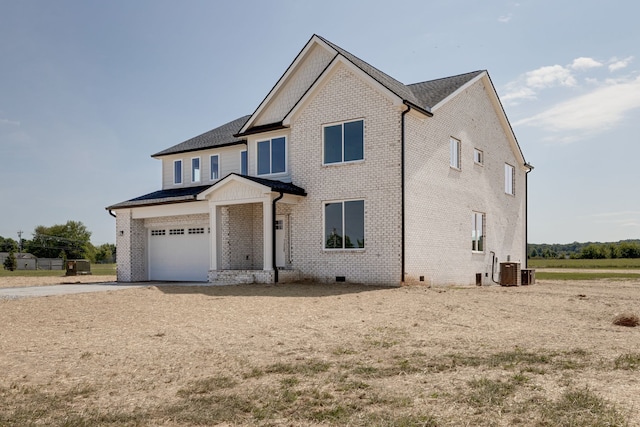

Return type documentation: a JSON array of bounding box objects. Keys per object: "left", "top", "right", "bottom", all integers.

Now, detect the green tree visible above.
[
  {"left": 3, "top": 249, "right": 17, "bottom": 271},
  {"left": 27, "top": 221, "right": 95, "bottom": 261},
  {"left": 619, "top": 241, "right": 640, "bottom": 258},
  {"left": 579, "top": 244, "right": 607, "bottom": 259},
  {"left": 95, "top": 243, "right": 116, "bottom": 263},
  {"left": 0, "top": 236, "right": 18, "bottom": 252}
]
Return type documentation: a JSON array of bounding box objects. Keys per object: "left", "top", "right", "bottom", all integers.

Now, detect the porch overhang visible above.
[
  {"left": 197, "top": 173, "right": 306, "bottom": 204},
  {"left": 196, "top": 173, "right": 306, "bottom": 276}
]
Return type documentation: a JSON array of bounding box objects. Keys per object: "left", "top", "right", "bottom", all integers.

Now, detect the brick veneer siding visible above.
[
  {"left": 115, "top": 209, "right": 147, "bottom": 282},
  {"left": 404, "top": 78, "right": 526, "bottom": 286},
  {"left": 288, "top": 63, "right": 403, "bottom": 286}
]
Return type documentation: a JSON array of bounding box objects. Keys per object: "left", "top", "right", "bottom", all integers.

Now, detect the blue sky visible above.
[{"left": 1, "top": 0, "right": 638, "bottom": 246}]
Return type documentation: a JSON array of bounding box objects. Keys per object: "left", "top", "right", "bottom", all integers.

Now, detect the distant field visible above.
[
  {"left": 529, "top": 258, "right": 640, "bottom": 269},
  {"left": 0, "top": 263, "right": 116, "bottom": 277}
]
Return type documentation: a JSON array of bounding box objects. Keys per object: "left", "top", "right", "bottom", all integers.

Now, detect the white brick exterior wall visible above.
[
  {"left": 288, "top": 63, "right": 403, "bottom": 286},
  {"left": 115, "top": 209, "right": 147, "bottom": 282},
  {"left": 404, "top": 78, "right": 526, "bottom": 286},
  {"left": 254, "top": 43, "right": 334, "bottom": 127}
]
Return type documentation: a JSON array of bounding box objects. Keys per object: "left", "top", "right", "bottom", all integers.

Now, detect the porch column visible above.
[
  {"left": 263, "top": 197, "right": 273, "bottom": 271},
  {"left": 209, "top": 204, "right": 217, "bottom": 270}
]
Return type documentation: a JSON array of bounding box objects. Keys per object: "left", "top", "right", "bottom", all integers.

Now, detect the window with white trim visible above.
[
  {"left": 240, "top": 150, "right": 247, "bottom": 175},
  {"left": 472, "top": 212, "right": 485, "bottom": 252},
  {"left": 450, "top": 137, "right": 461, "bottom": 169},
  {"left": 151, "top": 230, "right": 166, "bottom": 236},
  {"left": 173, "top": 160, "right": 182, "bottom": 185},
  {"left": 210, "top": 155, "right": 219, "bottom": 180},
  {"left": 474, "top": 148, "right": 483, "bottom": 165},
  {"left": 505, "top": 163, "right": 515, "bottom": 195},
  {"left": 323, "top": 119, "right": 364, "bottom": 165},
  {"left": 257, "top": 136, "right": 286, "bottom": 175},
  {"left": 169, "top": 229, "right": 185, "bottom": 235},
  {"left": 324, "top": 200, "right": 365, "bottom": 249},
  {"left": 191, "top": 157, "right": 201, "bottom": 183}
]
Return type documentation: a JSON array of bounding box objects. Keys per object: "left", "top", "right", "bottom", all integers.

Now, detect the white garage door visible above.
[{"left": 148, "top": 226, "right": 209, "bottom": 281}]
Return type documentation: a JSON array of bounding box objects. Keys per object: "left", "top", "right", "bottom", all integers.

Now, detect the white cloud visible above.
[
  {"left": 570, "top": 57, "right": 602, "bottom": 70},
  {"left": 609, "top": 56, "right": 633, "bottom": 72},
  {"left": 524, "top": 65, "right": 577, "bottom": 89},
  {"left": 498, "top": 14, "right": 512, "bottom": 23},
  {"left": 514, "top": 76, "right": 640, "bottom": 139}
]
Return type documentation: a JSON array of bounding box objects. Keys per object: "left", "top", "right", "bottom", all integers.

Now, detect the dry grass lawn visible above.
[{"left": 1, "top": 278, "right": 639, "bottom": 426}]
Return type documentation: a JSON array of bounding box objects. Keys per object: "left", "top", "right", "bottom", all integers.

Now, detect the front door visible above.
[{"left": 275, "top": 215, "right": 286, "bottom": 268}]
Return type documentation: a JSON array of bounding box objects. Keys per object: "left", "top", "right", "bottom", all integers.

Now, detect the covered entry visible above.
[{"left": 198, "top": 174, "right": 305, "bottom": 283}]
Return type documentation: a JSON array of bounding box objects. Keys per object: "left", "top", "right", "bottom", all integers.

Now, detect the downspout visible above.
[
  {"left": 524, "top": 163, "right": 534, "bottom": 268},
  {"left": 108, "top": 210, "right": 116, "bottom": 218},
  {"left": 272, "top": 191, "right": 284, "bottom": 283},
  {"left": 401, "top": 105, "right": 410, "bottom": 284}
]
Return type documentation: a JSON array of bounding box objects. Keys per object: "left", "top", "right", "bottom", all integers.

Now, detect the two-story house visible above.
[{"left": 106, "top": 34, "right": 532, "bottom": 286}]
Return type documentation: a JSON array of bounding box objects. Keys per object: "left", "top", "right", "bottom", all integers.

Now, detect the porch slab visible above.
[{"left": 208, "top": 269, "right": 301, "bottom": 286}]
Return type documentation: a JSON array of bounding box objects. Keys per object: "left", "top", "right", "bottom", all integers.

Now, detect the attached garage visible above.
[{"left": 148, "top": 226, "right": 209, "bottom": 281}]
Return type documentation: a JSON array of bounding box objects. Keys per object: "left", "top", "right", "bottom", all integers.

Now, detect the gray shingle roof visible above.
[
  {"left": 152, "top": 115, "right": 251, "bottom": 157},
  {"left": 407, "top": 70, "right": 485, "bottom": 109},
  {"left": 315, "top": 35, "right": 429, "bottom": 113},
  {"left": 106, "top": 174, "right": 306, "bottom": 210}
]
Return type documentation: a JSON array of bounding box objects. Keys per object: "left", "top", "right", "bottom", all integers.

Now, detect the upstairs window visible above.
[
  {"left": 191, "top": 157, "right": 201, "bottom": 183},
  {"left": 505, "top": 163, "right": 515, "bottom": 195},
  {"left": 324, "top": 119, "right": 364, "bottom": 165},
  {"left": 240, "top": 150, "right": 247, "bottom": 175},
  {"left": 173, "top": 160, "right": 182, "bottom": 185},
  {"left": 474, "top": 148, "right": 484, "bottom": 165},
  {"left": 450, "top": 137, "right": 461, "bottom": 169},
  {"left": 324, "top": 200, "right": 365, "bottom": 250},
  {"left": 210, "top": 155, "right": 219, "bottom": 180},
  {"left": 257, "top": 136, "right": 286, "bottom": 175},
  {"left": 472, "top": 212, "right": 485, "bottom": 252}
]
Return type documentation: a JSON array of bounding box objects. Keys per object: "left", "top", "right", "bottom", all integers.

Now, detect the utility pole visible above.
[{"left": 17, "top": 231, "right": 23, "bottom": 253}]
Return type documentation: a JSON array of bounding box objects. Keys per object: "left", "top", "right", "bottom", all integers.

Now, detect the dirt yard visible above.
[
  {"left": 1, "top": 278, "right": 639, "bottom": 426},
  {"left": 0, "top": 275, "right": 117, "bottom": 289}
]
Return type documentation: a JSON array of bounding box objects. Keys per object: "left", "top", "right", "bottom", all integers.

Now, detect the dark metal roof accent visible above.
[
  {"left": 234, "top": 122, "right": 286, "bottom": 137},
  {"left": 230, "top": 173, "right": 307, "bottom": 196},
  {"left": 407, "top": 70, "right": 485, "bottom": 109},
  {"left": 106, "top": 175, "right": 306, "bottom": 210},
  {"left": 152, "top": 115, "right": 251, "bottom": 157},
  {"left": 106, "top": 184, "right": 213, "bottom": 210}
]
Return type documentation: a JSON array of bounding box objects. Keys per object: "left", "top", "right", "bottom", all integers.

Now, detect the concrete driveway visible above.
[{"left": 0, "top": 283, "right": 147, "bottom": 299}]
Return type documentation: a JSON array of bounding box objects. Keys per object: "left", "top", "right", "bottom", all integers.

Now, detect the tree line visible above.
[
  {"left": 529, "top": 239, "right": 640, "bottom": 259},
  {"left": 1, "top": 220, "right": 115, "bottom": 263}
]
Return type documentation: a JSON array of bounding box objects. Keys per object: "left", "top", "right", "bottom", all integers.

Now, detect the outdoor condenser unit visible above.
[{"left": 500, "top": 262, "right": 520, "bottom": 286}]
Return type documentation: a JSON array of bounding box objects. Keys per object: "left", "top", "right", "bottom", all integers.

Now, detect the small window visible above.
[
  {"left": 257, "top": 136, "right": 286, "bottom": 175},
  {"left": 450, "top": 137, "right": 461, "bottom": 169},
  {"left": 240, "top": 150, "right": 247, "bottom": 175},
  {"left": 169, "top": 229, "right": 185, "bottom": 235},
  {"left": 474, "top": 149, "right": 484, "bottom": 165},
  {"left": 505, "top": 163, "right": 515, "bottom": 195},
  {"left": 188, "top": 227, "right": 205, "bottom": 234},
  {"left": 324, "top": 200, "right": 365, "bottom": 249},
  {"left": 191, "top": 157, "right": 201, "bottom": 183},
  {"left": 173, "top": 160, "right": 182, "bottom": 185},
  {"left": 472, "top": 212, "right": 485, "bottom": 252},
  {"left": 323, "top": 119, "right": 364, "bottom": 165},
  {"left": 151, "top": 230, "right": 166, "bottom": 236},
  {"left": 210, "top": 155, "right": 219, "bottom": 180}
]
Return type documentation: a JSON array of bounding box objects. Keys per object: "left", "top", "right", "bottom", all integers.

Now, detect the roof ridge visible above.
[{"left": 407, "top": 70, "right": 486, "bottom": 87}]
